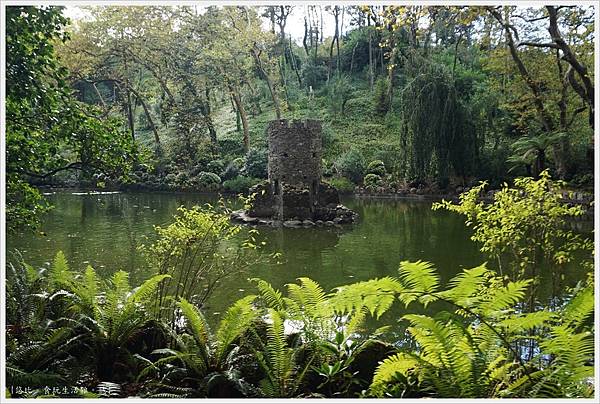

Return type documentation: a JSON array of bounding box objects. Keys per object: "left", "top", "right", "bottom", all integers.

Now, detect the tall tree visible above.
[{"left": 6, "top": 6, "right": 137, "bottom": 231}]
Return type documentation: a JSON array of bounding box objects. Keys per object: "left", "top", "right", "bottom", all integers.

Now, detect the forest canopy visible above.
[{"left": 4, "top": 4, "right": 595, "bottom": 230}]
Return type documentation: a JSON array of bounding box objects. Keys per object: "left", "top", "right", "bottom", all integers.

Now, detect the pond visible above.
[{"left": 7, "top": 191, "right": 590, "bottom": 326}]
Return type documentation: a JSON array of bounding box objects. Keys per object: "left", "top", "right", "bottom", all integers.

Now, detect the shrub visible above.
[
  {"left": 243, "top": 148, "right": 268, "bottom": 179},
  {"left": 433, "top": 170, "right": 593, "bottom": 278},
  {"left": 366, "top": 160, "right": 386, "bottom": 176},
  {"left": 194, "top": 171, "right": 221, "bottom": 190},
  {"left": 206, "top": 160, "right": 225, "bottom": 175},
  {"left": 344, "top": 96, "right": 373, "bottom": 117},
  {"left": 222, "top": 176, "right": 262, "bottom": 194},
  {"left": 175, "top": 171, "right": 189, "bottom": 186},
  {"left": 221, "top": 157, "right": 245, "bottom": 181},
  {"left": 321, "top": 125, "right": 337, "bottom": 150},
  {"left": 364, "top": 173, "right": 383, "bottom": 189},
  {"left": 143, "top": 205, "right": 262, "bottom": 311},
  {"left": 335, "top": 149, "right": 366, "bottom": 184},
  {"left": 218, "top": 138, "right": 244, "bottom": 155},
  {"left": 327, "top": 75, "right": 354, "bottom": 115},
  {"left": 327, "top": 177, "right": 355, "bottom": 193},
  {"left": 164, "top": 172, "right": 177, "bottom": 186},
  {"left": 302, "top": 62, "right": 328, "bottom": 89},
  {"left": 372, "top": 77, "right": 390, "bottom": 116}
]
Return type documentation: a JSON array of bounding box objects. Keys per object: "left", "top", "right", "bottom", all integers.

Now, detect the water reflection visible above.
[{"left": 7, "top": 192, "right": 591, "bottom": 325}]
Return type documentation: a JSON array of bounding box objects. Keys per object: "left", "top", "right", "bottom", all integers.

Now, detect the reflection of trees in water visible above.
[
  {"left": 263, "top": 227, "right": 341, "bottom": 263},
  {"left": 345, "top": 198, "right": 483, "bottom": 284}
]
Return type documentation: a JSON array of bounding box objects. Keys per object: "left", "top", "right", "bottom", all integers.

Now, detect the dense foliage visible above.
[
  {"left": 6, "top": 5, "right": 594, "bottom": 233},
  {"left": 6, "top": 6, "right": 138, "bottom": 232},
  {"left": 5, "top": 174, "right": 596, "bottom": 398},
  {"left": 6, "top": 251, "right": 594, "bottom": 398},
  {"left": 4, "top": 4, "right": 596, "bottom": 399},
  {"left": 433, "top": 170, "right": 594, "bottom": 279}
]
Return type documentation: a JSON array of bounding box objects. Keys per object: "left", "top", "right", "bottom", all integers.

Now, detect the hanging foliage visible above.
[{"left": 400, "top": 56, "right": 481, "bottom": 184}]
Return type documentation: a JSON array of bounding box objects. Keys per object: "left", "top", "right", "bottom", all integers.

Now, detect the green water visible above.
[{"left": 7, "top": 191, "right": 589, "bottom": 322}]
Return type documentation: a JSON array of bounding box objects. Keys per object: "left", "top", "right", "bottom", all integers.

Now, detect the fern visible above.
[
  {"left": 398, "top": 260, "right": 440, "bottom": 307},
  {"left": 561, "top": 283, "right": 594, "bottom": 329},
  {"left": 178, "top": 298, "right": 211, "bottom": 348},
  {"left": 213, "top": 295, "right": 258, "bottom": 366},
  {"left": 477, "top": 279, "right": 533, "bottom": 315},
  {"left": 255, "top": 309, "right": 313, "bottom": 397},
  {"left": 253, "top": 278, "right": 287, "bottom": 311},
  {"left": 370, "top": 352, "right": 421, "bottom": 396},
  {"left": 48, "top": 251, "right": 73, "bottom": 291},
  {"left": 439, "top": 264, "right": 490, "bottom": 307},
  {"left": 331, "top": 277, "right": 402, "bottom": 319}
]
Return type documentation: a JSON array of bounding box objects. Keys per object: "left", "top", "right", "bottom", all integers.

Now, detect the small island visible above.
[{"left": 231, "top": 119, "right": 358, "bottom": 227}]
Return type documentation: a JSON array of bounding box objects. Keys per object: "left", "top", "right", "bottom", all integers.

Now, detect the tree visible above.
[
  {"left": 6, "top": 6, "right": 137, "bottom": 232},
  {"left": 486, "top": 6, "right": 594, "bottom": 178}
]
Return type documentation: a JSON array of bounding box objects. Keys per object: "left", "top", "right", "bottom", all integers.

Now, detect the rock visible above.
[
  {"left": 409, "top": 187, "right": 417, "bottom": 194},
  {"left": 283, "top": 220, "right": 302, "bottom": 227},
  {"left": 302, "top": 220, "right": 315, "bottom": 226},
  {"left": 243, "top": 216, "right": 258, "bottom": 224},
  {"left": 324, "top": 221, "right": 334, "bottom": 226},
  {"left": 348, "top": 340, "right": 396, "bottom": 387},
  {"left": 333, "top": 217, "right": 343, "bottom": 224},
  {"left": 316, "top": 220, "right": 324, "bottom": 225}
]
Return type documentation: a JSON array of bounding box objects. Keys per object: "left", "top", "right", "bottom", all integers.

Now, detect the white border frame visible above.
[{"left": 1, "top": 1, "right": 598, "bottom": 403}]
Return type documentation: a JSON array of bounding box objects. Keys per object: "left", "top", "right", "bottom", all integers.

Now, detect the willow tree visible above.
[{"left": 400, "top": 58, "right": 480, "bottom": 185}]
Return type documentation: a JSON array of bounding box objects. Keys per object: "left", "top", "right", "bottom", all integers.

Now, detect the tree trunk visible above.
[
  {"left": 555, "top": 52, "right": 572, "bottom": 179},
  {"left": 386, "top": 46, "right": 399, "bottom": 110},
  {"left": 546, "top": 6, "right": 594, "bottom": 128},
  {"left": 125, "top": 87, "right": 135, "bottom": 141},
  {"left": 328, "top": 6, "right": 340, "bottom": 81},
  {"left": 279, "top": 57, "right": 291, "bottom": 111},
  {"left": 303, "top": 16, "right": 310, "bottom": 56},
  {"left": 368, "top": 29, "right": 374, "bottom": 91},
  {"left": 128, "top": 85, "right": 160, "bottom": 145},
  {"left": 122, "top": 52, "right": 135, "bottom": 141},
  {"left": 200, "top": 88, "right": 217, "bottom": 150},
  {"left": 489, "top": 8, "right": 554, "bottom": 133},
  {"left": 251, "top": 47, "right": 282, "bottom": 120},
  {"left": 229, "top": 84, "right": 249, "bottom": 152},
  {"left": 349, "top": 42, "right": 358, "bottom": 74},
  {"left": 289, "top": 37, "right": 303, "bottom": 85}
]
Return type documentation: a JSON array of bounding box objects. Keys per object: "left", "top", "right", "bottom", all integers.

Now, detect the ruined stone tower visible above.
[
  {"left": 232, "top": 119, "right": 357, "bottom": 226},
  {"left": 268, "top": 119, "right": 322, "bottom": 219}
]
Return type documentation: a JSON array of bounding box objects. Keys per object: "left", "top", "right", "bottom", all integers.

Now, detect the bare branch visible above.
[{"left": 517, "top": 41, "right": 559, "bottom": 49}]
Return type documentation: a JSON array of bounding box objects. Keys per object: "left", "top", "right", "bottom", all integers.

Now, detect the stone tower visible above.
[
  {"left": 233, "top": 119, "right": 357, "bottom": 226},
  {"left": 267, "top": 119, "right": 322, "bottom": 219}
]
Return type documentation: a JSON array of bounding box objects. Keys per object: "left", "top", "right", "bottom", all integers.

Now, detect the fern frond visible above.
[
  {"left": 371, "top": 352, "right": 420, "bottom": 395},
  {"left": 561, "top": 284, "right": 594, "bottom": 329},
  {"left": 477, "top": 279, "right": 532, "bottom": 315},
  {"left": 252, "top": 278, "right": 286, "bottom": 311},
  {"left": 129, "top": 274, "right": 171, "bottom": 305},
  {"left": 214, "top": 295, "right": 257, "bottom": 366},
  {"left": 178, "top": 298, "right": 211, "bottom": 347},
  {"left": 499, "top": 311, "right": 555, "bottom": 334},
  {"left": 398, "top": 261, "right": 439, "bottom": 307},
  {"left": 331, "top": 277, "right": 402, "bottom": 318},
  {"left": 440, "top": 264, "right": 490, "bottom": 307},
  {"left": 48, "top": 251, "right": 73, "bottom": 291}
]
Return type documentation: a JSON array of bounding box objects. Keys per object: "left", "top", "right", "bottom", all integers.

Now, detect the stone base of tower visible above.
[{"left": 230, "top": 180, "right": 358, "bottom": 227}]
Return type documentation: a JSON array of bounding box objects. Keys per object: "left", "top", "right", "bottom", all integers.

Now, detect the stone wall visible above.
[
  {"left": 267, "top": 119, "right": 322, "bottom": 188},
  {"left": 267, "top": 119, "right": 322, "bottom": 220}
]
